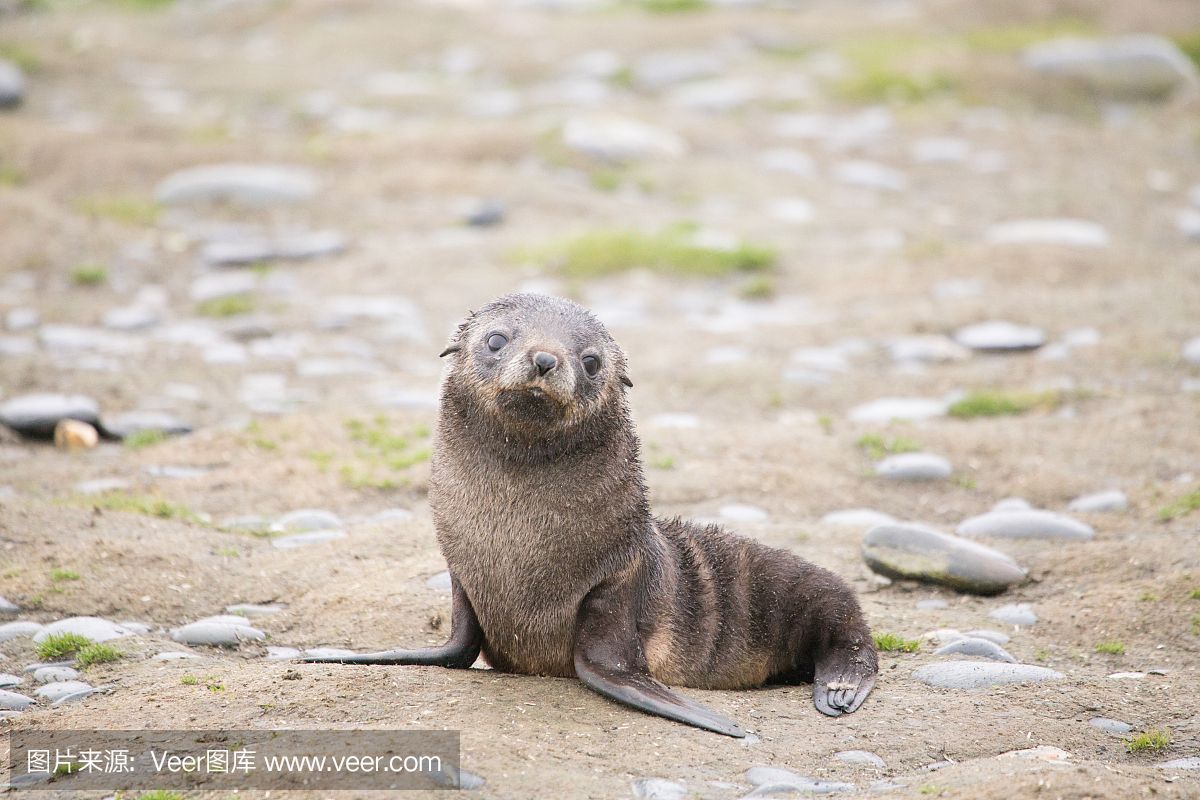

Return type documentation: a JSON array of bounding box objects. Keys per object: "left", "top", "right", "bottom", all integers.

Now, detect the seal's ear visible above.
[
  {"left": 620, "top": 374, "right": 633, "bottom": 388},
  {"left": 439, "top": 310, "right": 476, "bottom": 358},
  {"left": 439, "top": 345, "right": 461, "bottom": 358}
]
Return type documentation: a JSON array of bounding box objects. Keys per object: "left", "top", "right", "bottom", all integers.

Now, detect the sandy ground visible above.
[{"left": 1, "top": 0, "right": 1199, "bottom": 797}]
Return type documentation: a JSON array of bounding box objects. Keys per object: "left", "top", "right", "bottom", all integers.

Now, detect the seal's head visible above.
[{"left": 440, "top": 293, "right": 632, "bottom": 433}]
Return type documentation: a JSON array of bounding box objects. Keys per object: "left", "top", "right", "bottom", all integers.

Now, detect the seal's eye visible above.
[
  {"left": 582, "top": 355, "right": 601, "bottom": 376},
  {"left": 486, "top": 333, "right": 508, "bottom": 352}
]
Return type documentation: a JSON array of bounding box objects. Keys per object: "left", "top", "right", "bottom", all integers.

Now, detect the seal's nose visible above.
[{"left": 533, "top": 351, "right": 558, "bottom": 376}]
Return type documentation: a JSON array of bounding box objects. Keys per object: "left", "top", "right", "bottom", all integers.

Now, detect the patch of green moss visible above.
[
  {"left": 1158, "top": 490, "right": 1200, "bottom": 521},
  {"left": 138, "top": 792, "right": 185, "bottom": 800},
  {"left": 739, "top": 276, "right": 776, "bottom": 301},
  {"left": 856, "top": 433, "right": 922, "bottom": 460},
  {"left": 832, "top": 35, "right": 956, "bottom": 104},
  {"left": 1124, "top": 729, "right": 1170, "bottom": 754},
  {"left": 1189, "top": 588, "right": 1200, "bottom": 600},
  {"left": 89, "top": 491, "right": 202, "bottom": 524},
  {"left": 70, "top": 264, "right": 108, "bottom": 286},
  {"left": 77, "top": 642, "right": 121, "bottom": 667},
  {"left": 196, "top": 295, "right": 255, "bottom": 318},
  {"left": 76, "top": 195, "right": 160, "bottom": 226},
  {"left": 124, "top": 429, "right": 168, "bottom": 449},
  {"left": 948, "top": 390, "right": 1060, "bottom": 419},
  {"left": 1094, "top": 640, "right": 1125, "bottom": 655},
  {"left": 589, "top": 168, "right": 623, "bottom": 192},
  {"left": 528, "top": 227, "right": 774, "bottom": 279},
  {"left": 50, "top": 568, "right": 80, "bottom": 582},
  {"left": 872, "top": 632, "right": 920, "bottom": 653},
  {"left": 1175, "top": 30, "right": 1200, "bottom": 68},
  {"left": 963, "top": 18, "right": 1096, "bottom": 53},
  {"left": 0, "top": 42, "right": 40, "bottom": 72},
  {"left": 36, "top": 632, "right": 94, "bottom": 660}
]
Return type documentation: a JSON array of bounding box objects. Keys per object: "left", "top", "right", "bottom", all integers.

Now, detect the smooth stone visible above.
[
  {"left": 933, "top": 637, "right": 1016, "bottom": 663},
  {"left": 102, "top": 304, "right": 161, "bottom": 331},
  {"left": 0, "top": 689, "right": 34, "bottom": 711},
  {"left": 848, "top": 397, "right": 948, "bottom": 423},
  {"left": 156, "top": 163, "right": 319, "bottom": 206},
  {"left": 6, "top": 307, "right": 40, "bottom": 330},
  {"left": 761, "top": 148, "right": 816, "bottom": 177},
  {"left": 986, "top": 219, "right": 1110, "bottom": 248},
  {"left": 632, "top": 778, "right": 688, "bottom": 800},
  {"left": 964, "top": 629, "right": 1010, "bottom": 645},
  {"left": 832, "top": 160, "right": 907, "bottom": 192},
  {"left": 225, "top": 603, "right": 284, "bottom": 617},
  {"left": 266, "top": 646, "right": 301, "bottom": 661},
  {"left": 744, "top": 765, "right": 855, "bottom": 795},
  {"left": 820, "top": 509, "right": 897, "bottom": 529},
  {"left": 0, "top": 596, "right": 16, "bottom": 613},
  {"left": 272, "top": 530, "right": 347, "bottom": 549},
  {"left": 887, "top": 335, "right": 969, "bottom": 364},
  {"left": 954, "top": 321, "right": 1046, "bottom": 352},
  {"left": 0, "top": 621, "right": 43, "bottom": 642},
  {"left": 913, "top": 661, "right": 1061, "bottom": 689},
  {"left": 1089, "top": 717, "right": 1132, "bottom": 735},
  {"left": 75, "top": 477, "right": 132, "bottom": 495},
  {"left": 304, "top": 648, "right": 357, "bottom": 659},
  {"left": 1108, "top": 672, "right": 1145, "bottom": 680},
  {"left": 863, "top": 524, "right": 1026, "bottom": 595},
  {"left": 957, "top": 510, "right": 1094, "bottom": 541},
  {"left": 33, "top": 680, "right": 92, "bottom": 703},
  {"left": 1068, "top": 490, "right": 1128, "bottom": 513},
  {"left": 1158, "top": 758, "right": 1200, "bottom": 770},
  {"left": 462, "top": 200, "right": 505, "bottom": 228},
  {"left": 171, "top": 620, "right": 265, "bottom": 646},
  {"left": 102, "top": 411, "right": 192, "bottom": 439},
  {"left": 989, "top": 603, "right": 1037, "bottom": 626},
  {"left": 52, "top": 686, "right": 103, "bottom": 706},
  {"left": 0, "top": 673, "right": 22, "bottom": 688},
  {"left": 1000, "top": 746, "right": 1072, "bottom": 765},
  {"left": 1183, "top": 336, "right": 1200, "bottom": 364},
  {"left": 0, "top": 59, "right": 24, "bottom": 108},
  {"left": 720, "top": 504, "right": 769, "bottom": 523},
  {"left": 562, "top": 115, "right": 686, "bottom": 163},
  {"left": 632, "top": 50, "right": 721, "bottom": 90},
  {"left": 766, "top": 197, "right": 814, "bottom": 224},
  {"left": 911, "top": 137, "right": 970, "bottom": 164},
  {"left": 992, "top": 498, "right": 1033, "bottom": 512},
  {"left": 152, "top": 651, "right": 200, "bottom": 661},
  {"left": 1023, "top": 35, "right": 1198, "bottom": 96},
  {"left": 272, "top": 509, "right": 343, "bottom": 533},
  {"left": 874, "top": 453, "right": 952, "bottom": 481},
  {"left": 834, "top": 750, "right": 885, "bottom": 769},
  {"left": 0, "top": 393, "right": 102, "bottom": 438},
  {"left": 190, "top": 271, "right": 257, "bottom": 302},
  {"left": 34, "top": 666, "right": 79, "bottom": 683},
  {"left": 425, "top": 570, "right": 453, "bottom": 592},
  {"left": 916, "top": 599, "right": 948, "bottom": 610},
  {"left": 144, "top": 465, "right": 209, "bottom": 479},
  {"left": 202, "top": 229, "right": 347, "bottom": 266},
  {"left": 32, "top": 617, "right": 132, "bottom": 644}
]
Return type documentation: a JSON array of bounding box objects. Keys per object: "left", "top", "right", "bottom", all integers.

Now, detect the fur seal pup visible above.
[{"left": 305, "top": 293, "right": 878, "bottom": 736}]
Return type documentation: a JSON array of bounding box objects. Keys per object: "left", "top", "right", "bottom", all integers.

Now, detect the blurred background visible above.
[{"left": 1, "top": 0, "right": 1199, "bottom": 795}]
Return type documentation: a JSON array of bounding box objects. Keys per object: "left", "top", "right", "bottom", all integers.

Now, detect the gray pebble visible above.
[
  {"left": 632, "top": 778, "right": 688, "bottom": 800},
  {"left": 202, "top": 229, "right": 347, "bottom": 266},
  {"left": 171, "top": 619, "right": 265, "bottom": 647},
  {"left": 1089, "top": 717, "right": 1132, "bottom": 735},
  {"left": 820, "top": 509, "right": 898, "bottom": 529},
  {"left": 1183, "top": 336, "right": 1200, "bottom": 364},
  {"left": 75, "top": 478, "right": 132, "bottom": 495},
  {"left": 848, "top": 397, "right": 948, "bottom": 423},
  {"left": 862, "top": 524, "right": 1027, "bottom": 595},
  {"left": 272, "top": 509, "right": 343, "bottom": 533},
  {"left": 915, "top": 599, "right": 948, "bottom": 610},
  {"left": 272, "top": 530, "right": 347, "bottom": 549},
  {"left": 102, "top": 411, "right": 192, "bottom": 439},
  {"left": 874, "top": 453, "right": 952, "bottom": 481},
  {"left": 953, "top": 321, "right": 1046, "bottom": 352},
  {"left": 986, "top": 218, "right": 1110, "bottom": 248},
  {"left": 0, "top": 393, "right": 102, "bottom": 439},
  {"left": 152, "top": 651, "right": 200, "bottom": 661},
  {"left": 102, "top": 304, "right": 161, "bottom": 331},
  {"left": 33, "top": 617, "right": 132, "bottom": 644},
  {"left": 1158, "top": 758, "right": 1200, "bottom": 770},
  {"left": 266, "top": 646, "right": 301, "bottom": 661},
  {"left": 425, "top": 570, "right": 453, "bottom": 592},
  {"left": 963, "top": 629, "right": 1010, "bottom": 645},
  {"left": 0, "top": 673, "right": 22, "bottom": 688},
  {"left": 833, "top": 750, "right": 885, "bottom": 769},
  {"left": 933, "top": 637, "right": 1016, "bottom": 663},
  {"left": 957, "top": 510, "right": 1094, "bottom": 541},
  {"left": 913, "top": 661, "right": 1062, "bottom": 689},
  {"left": 1067, "top": 490, "right": 1128, "bottom": 513},
  {"left": 225, "top": 603, "right": 284, "bottom": 617},
  {"left": 989, "top": 603, "right": 1038, "bottom": 626},
  {"left": 0, "top": 595, "right": 17, "bottom": 613},
  {"left": 1023, "top": 36, "right": 1198, "bottom": 98},
  {"left": 562, "top": 115, "right": 686, "bottom": 163},
  {"left": 463, "top": 200, "right": 505, "bottom": 227},
  {"left": 156, "top": 163, "right": 319, "bottom": 206},
  {"left": 0, "top": 59, "right": 25, "bottom": 108},
  {"left": 0, "top": 689, "right": 34, "bottom": 710},
  {"left": 304, "top": 648, "right": 357, "bottom": 659},
  {"left": 5, "top": 307, "right": 40, "bottom": 331},
  {"left": 34, "top": 666, "right": 79, "bottom": 684},
  {"left": 33, "top": 680, "right": 93, "bottom": 703}
]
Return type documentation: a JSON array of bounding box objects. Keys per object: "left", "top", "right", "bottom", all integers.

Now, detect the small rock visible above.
[
  {"left": 152, "top": 651, "right": 200, "bottom": 661},
  {"left": 1182, "top": 337, "right": 1200, "bottom": 364},
  {"left": 103, "top": 304, "right": 161, "bottom": 331},
  {"left": 1089, "top": 717, "right": 1132, "bottom": 735},
  {"left": 862, "top": 524, "right": 1027, "bottom": 595},
  {"left": 989, "top": 603, "right": 1037, "bottom": 626},
  {"left": 848, "top": 397, "right": 948, "bottom": 423},
  {"left": 33, "top": 680, "right": 93, "bottom": 703},
  {"left": 304, "top": 648, "right": 357, "bottom": 659},
  {"left": 54, "top": 419, "right": 99, "bottom": 450},
  {"left": 933, "top": 637, "right": 1017, "bottom": 663},
  {"left": 75, "top": 477, "right": 131, "bottom": 495},
  {"left": 225, "top": 603, "right": 284, "bottom": 617},
  {"left": 916, "top": 599, "right": 948, "bottom": 610},
  {"left": 834, "top": 750, "right": 885, "bottom": 769},
  {"left": 887, "top": 335, "right": 970, "bottom": 364},
  {"left": 562, "top": 115, "right": 687, "bottom": 163},
  {"left": 874, "top": 453, "right": 952, "bottom": 481},
  {"left": 954, "top": 321, "right": 1046, "bottom": 352},
  {"left": 171, "top": 618, "right": 265, "bottom": 647},
  {"left": 0, "top": 596, "right": 17, "bottom": 614},
  {"left": 425, "top": 570, "right": 453, "bottom": 592},
  {"left": 1158, "top": 758, "right": 1200, "bottom": 770},
  {"left": 832, "top": 160, "right": 907, "bottom": 192},
  {"left": 266, "top": 646, "right": 301, "bottom": 661},
  {"left": 0, "top": 689, "right": 34, "bottom": 711},
  {"left": 6, "top": 307, "right": 40, "bottom": 331},
  {"left": 986, "top": 218, "right": 1111, "bottom": 247},
  {"left": 272, "top": 530, "right": 347, "bottom": 549},
  {"left": 34, "top": 666, "right": 79, "bottom": 684},
  {"left": 910, "top": 137, "right": 970, "bottom": 164},
  {"left": 820, "top": 509, "right": 897, "bottom": 529},
  {"left": 156, "top": 163, "right": 319, "bottom": 206},
  {"left": 957, "top": 510, "right": 1094, "bottom": 541},
  {"left": 0, "top": 673, "right": 22, "bottom": 688},
  {"left": 963, "top": 629, "right": 1010, "bottom": 645},
  {"left": 272, "top": 509, "right": 343, "bottom": 533},
  {"left": 632, "top": 778, "right": 688, "bottom": 800},
  {"left": 1000, "top": 746, "right": 1072, "bottom": 765},
  {"left": 202, "top": 230, "right": 347, "bottom": 266},
  {"left": 0, "top": 59, "right": 25, "bottom": 108},
  {"left": 632, "top": 50, "right": 721, "bottom": 90},
  {"left": 102, "top": 411, "right": 193, "bottom": 440},
  {"left": 33, "top": 617, "right": 133, "bottom": 643},
  {"left": 462, "top": 199, "right": 505, "bottom": 227},
  {"left": 0, "top": 621, "right": 43, "bottom": 642},
  {"left": 720, "top": 504, "right": 769, "bottom": 523},
  {"left": 1023, "top": 35, "right": 1198, "bottom": 97},
  {"left": 913, "top": 661, "right": 1061, "bottom": 689},
  {"left": 0, "top": 393, "right": 102, "bottom": 439},
  {"left": 1108, "top": 672, "right": 1146, "bottom": 680},
  {"left": 1067, "top": 490, "right": 1128, "bottom": 513},
  {"left": 744, "top": 766, "right": 855, "bottom": 795}
]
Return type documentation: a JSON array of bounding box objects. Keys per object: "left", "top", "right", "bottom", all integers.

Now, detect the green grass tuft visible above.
[
  {"left": 76, "top": 195, "right": 160, "bottom": 226},
  {"left": 948, "top": 390, "right": 1060, "bottom": 419},
  {"left": 1124, "top": 729, "right": 1170, "bottom": 754},
  {"left": 873, "top": 632, "right": 920, "bottom": 653},
  {"left": 77, "top": 642, "right": 121, "bottom": 667},
  {"left": 856, "top": 433, "right": 922, "bottom": 460},
  {"left": 963, "top": 18, "right": 1096, "bottom": 53},
  {"left": 70, "top": 264, "right": 108, "bottom": 286},
  {"left": 50, "top": 568, "right": 80, "bottom": 582},
  {"left": 1094, "top": 640, "right": 1125, "bottom": 655},
  {"left": 138, "top": 792, "right": 185, "bottom": 800},
  {"left": 739, "top": 276, "right": 776, "bottom": 301},
  {"left": 124, "top": 429, "right": 168, "bottom": 449},
  {"left": 1175, "top": 30, "right": 1200, "bottom": 68},
  {"left": 196, "top": 295, "right": 255, "bottom": 318},
  {"left": 529, "top": 227, "right": 775, "bottom": 279},
  {"left": 0, "top": 42, "right": 41, "bottom": 72},
  {"left": 1189, "top": 588, "right": 1200, "bottom": 600},
  {"left": 36, "top": 632, "right": 94, "bottom": 661},
  {"left": 89, "top": 491, "right": 201, "bottom": 523},
  {"left": 1158, "top": 490, "right": 1200, "bottom": 521}
]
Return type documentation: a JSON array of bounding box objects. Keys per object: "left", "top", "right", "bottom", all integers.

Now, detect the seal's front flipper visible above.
[
  {"left": 302, "top": 574, "right": 483, "bottom": 669},
  {"left": 573, "top": 576, "right": 746, "bottom": 738},
  {"left": 813, "top": 646, "right": 877, "bottom": 716}
]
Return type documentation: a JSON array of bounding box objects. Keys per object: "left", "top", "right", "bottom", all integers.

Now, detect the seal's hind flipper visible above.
[
  {"left": 813, "top": 649, "right": 877, "bottom": 716},
  {"left": 574, "top": 574, "right": 746, "bottom": 738},
  {"left": 302, "top": 574, "right": 483, "bottom": 670}
]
